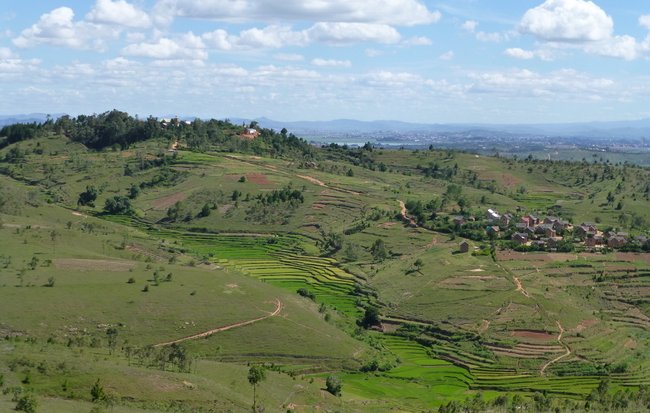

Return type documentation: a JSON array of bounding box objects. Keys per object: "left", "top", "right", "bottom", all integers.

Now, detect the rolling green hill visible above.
[{"left": 2, "top": 118, "right": 650, "bottom": 412}]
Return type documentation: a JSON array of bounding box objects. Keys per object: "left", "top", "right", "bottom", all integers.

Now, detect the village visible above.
[{"left": 455, "top": 208, "right": 650, "bottom": 253}]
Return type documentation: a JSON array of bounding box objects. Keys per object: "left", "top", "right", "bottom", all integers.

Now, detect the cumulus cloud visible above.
[
  {"left": 306, "top": 23, "right": 401, "bottom": 45},
  {"left": 640, "top": 15, "right": 650, "bottom": 30},
  {"left": 153, "top": 0, "right": 440, "bottom": 27},
  {"left": 461, "top": 20, "right": 478, "bottom": 33},
  {"left": 237, "top": 26, "right": 307, "bottom": 48},
  {"left": 504, "top": 48, "right": 535, "bottom": 59},
  {"left": 519, "top": 0, "right": 613, "bottom": 42},
  {"left": 201, "top": 22, "right": 400, "bottom": 51},
  {"left": 13, "top": 7, "right": 119, "bottom": 50},
  {"left": 86, "top": 0, "right": 152, "bottom": 28},
  {"left": 311, "top": 58, "right": 351, "bottom": 67},
  {"left": 517, "top": 0, "right": 649, "bottom": 60},
  {"left": 122, "top": 32, "right": 208, "bottom": 60}
]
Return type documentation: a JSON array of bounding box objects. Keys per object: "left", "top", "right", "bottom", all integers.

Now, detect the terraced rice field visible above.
[
  {"left": 103, "top": 214, "right": 363, "bottom": 317},
  {"left": 102, "top": 214, "right": 650, "bottom": 401}
]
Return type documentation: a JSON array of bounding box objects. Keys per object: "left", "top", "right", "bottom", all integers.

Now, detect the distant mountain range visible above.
[
  {"left": 0, "top": 113, "right": 65, "bottom": 127},
  {"left": 239, "top": 117, "right": 650, "bottom": 140},
  {"left": 1, "top": 113, "right": 648, "bottom": 140}
]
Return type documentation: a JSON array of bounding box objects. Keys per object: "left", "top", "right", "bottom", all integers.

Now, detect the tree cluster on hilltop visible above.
[{"left": 0, "top": 110, "right": 315, "bottom": 160}]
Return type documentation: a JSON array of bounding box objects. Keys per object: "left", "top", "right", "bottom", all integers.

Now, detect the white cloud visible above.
[
  {"left": 122, "top": 32, "right": 208, "bottom": 60},
  {"left": 519, "top": 0, "right": 613, "bottom": 42},
  {"left": 237, "top": 26, "right": 307, "bottom": 48},
  {"left": 403, "top": 36, "right": 432, "bottom": 46},
  {"left": 365, "top": 48, "right": 383, "bottom": 57},
  {"left": 585, "top": 35, "right": 638, "bottom": 61},
  {"left": 504, "top": 48, "right": 535, "bottom": 59},
  {"left": 13, "top": 7, "right": 119, "bottom": 50},
  {"left": 0, "top": 47, "right": 16, "bottom": 59},
  {"left": 274, "top": 53, "right": 304, "bottom": 61},
  {"left": 202, "top": 29, "right": 234, "bottom": 51},
  {"left": 461, "top": 20, "right": 478, "bottom": 33},
  {"left": 306, "top": 23, "right": 401, "bottom": 45},
  {"left": 476, "top": 31, "right": 507, "bottom": 42},
  {"left": 504, "top": 47, "right": 556, "bottom": 61},
  {"left": 202, "top": 22, "right": 400, "bottom": 51},
  {"left": 468, "top": 68, "right": 615, "bottom": 99},
  {"left": 639, "top": 15, "right": 650, "bottom": 30},
  {"left": 86, "top": 0, "right": 151, "bottom": 28},
  {"left": 439, "top": 51, "right": 454, "bottom": 60},
  {"left": 153, "top": 0, "right": 440, "bottom": 27},
  {"left": 311, "top": 58, "right": 352, "bottom": 67}
]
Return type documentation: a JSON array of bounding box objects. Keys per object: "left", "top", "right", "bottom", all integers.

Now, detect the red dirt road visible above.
[{"left": 154, "top": 299, "right": 283, "bottom": 347}]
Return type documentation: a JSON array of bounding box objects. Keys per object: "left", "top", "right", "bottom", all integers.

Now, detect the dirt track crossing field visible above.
[{"left": 154, "top": 299, "right": 283, "bottom": 347}]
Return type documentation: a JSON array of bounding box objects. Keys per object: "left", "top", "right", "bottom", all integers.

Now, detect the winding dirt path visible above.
[
  {"left": 540, "top": 320, "right": 571, "bottom": 375},
  {"left": 297, "top": 174, "right": 360, "bottom": 195},
  {"left": 154, "top": 299, "right": 283, "bottom": 347},
  {"left": 398, "top": 200, "right": 417, "bottom": 227},
  {"left": 513, "top": 277, "right": 531, "bottom": 298}
]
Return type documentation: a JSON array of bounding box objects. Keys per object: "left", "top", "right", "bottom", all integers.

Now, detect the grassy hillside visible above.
[{"left": 2, "top": 128, "right": 650, "bottom": 412}]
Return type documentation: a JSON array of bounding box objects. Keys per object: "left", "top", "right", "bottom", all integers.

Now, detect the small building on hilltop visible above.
[{"left": 241, "top": 128, "right": 261, "bottom": 140}]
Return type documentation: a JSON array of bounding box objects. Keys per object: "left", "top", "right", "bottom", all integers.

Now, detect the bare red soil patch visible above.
[
  {"left": 152, "top": 191, "right": 188, "bottom": 210},
  {"left": 574, "top": 319, "right": 599, "bottom": 333},
  {"left": 497, "top": 251, "right": 551, "bottom": 262},
  {"left": 246, "top": 173, "right": 272, "bottom": 185}
]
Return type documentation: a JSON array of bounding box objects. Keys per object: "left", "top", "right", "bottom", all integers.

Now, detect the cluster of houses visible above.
[{"left": 456, "top": 208, "right": 641, "bottom": 252}]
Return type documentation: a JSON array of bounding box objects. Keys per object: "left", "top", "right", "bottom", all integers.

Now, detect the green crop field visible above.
[{"left": 2, "top": 118, "right": 650, "bottom": 412}]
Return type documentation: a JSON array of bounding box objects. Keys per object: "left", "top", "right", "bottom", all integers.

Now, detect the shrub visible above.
[
  {"left": 325, "top": 375, "right": 342, "bottom": 396},
  {"left": 15, "top": 393, "right": 38, "bottom": 413}
]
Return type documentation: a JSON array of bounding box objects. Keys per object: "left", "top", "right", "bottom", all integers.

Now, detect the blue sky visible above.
[{"left": 0, "top": 0, "right": 649, "bottom": 123}]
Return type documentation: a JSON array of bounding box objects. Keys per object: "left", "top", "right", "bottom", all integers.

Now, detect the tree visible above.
[
  {"left": 128, "top": 184, "right": 140, "bottom": 199},
  {"left": 198, "top": 203, "right": 211, "bottom": 218},
  {"left": 90, "top": 379, "right": 106, "bottom": 402},
  {"left": 343, "top": 242, "right": 360, "bottom": 262},
  {"left": 104, "top": 196, "right": 132, "bottom": 214},
  {"left": 106, "top": 327, "right": 118, "bottom": 355},
  {"left": 325, "top": 375, "right": 342, "bottom": 396},
  {"left": 248, "top": 365, "right": 266, "bottom": 412},
  {"left": 359, "top": 306, "right": 381, "bottom": 329},
  {"left": 77, "top": 185, "right": 98, "bottom": 207},
  {"left": 370, "top": 239, "right": 388, "bottom": 261}
]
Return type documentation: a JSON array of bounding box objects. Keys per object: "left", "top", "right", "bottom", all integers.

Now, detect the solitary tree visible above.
[
  {"left": 77, "top": 186, "right": 98, "bottom": 207},
  {"left": 90, "top": 379, "right": 106, "bottom": 403},
  {"left": 370, "top": 239, "right": 388, "bottom": 262},
  {"left": 325, "top": 375, "right": 342, "bottom": 396},
  {"left": 359, "top": 307, "right": 381, "bottom": 329},
  {"left": 248, "top": 365, "right": 266, "bottom": 412},
  {"left": 106, "top": 327, "right": 118, "bottom": 355}
]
